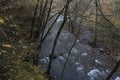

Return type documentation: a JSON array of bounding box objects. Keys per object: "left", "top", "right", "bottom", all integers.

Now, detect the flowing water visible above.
[{"left": 38, "top": 15, "right": 120, "bottom": 80}]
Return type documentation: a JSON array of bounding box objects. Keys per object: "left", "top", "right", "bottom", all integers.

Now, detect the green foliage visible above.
[
  {"left": 0, "top": 6, "right": 47, "bottom": 80},
  {"left": 116, "top": 0, "right": 120, "bottom": 6},
  {"left": 14, "top": 0, "right": 37, "bottom": 8},
  {"left": 111, "top": 17, "right": 120, "bottom": 27},
  {"left": 6, "top": 62, "right": 46, "bottom": 80},
  {"left": 0, "top": 46, "right": 47, "bottom": 80}
]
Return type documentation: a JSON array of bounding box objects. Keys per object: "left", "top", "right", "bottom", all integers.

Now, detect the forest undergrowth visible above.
[{"left": 0, "top": 0, "right": 120, "bottom": 80}]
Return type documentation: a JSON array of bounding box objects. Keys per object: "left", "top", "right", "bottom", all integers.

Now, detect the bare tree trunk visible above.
[{"left": 106, "top": 59, "right": 120, "bottom": 80}]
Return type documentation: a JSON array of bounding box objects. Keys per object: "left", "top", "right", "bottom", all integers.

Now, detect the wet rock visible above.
[
  {"left": 94, "top": 59, "right": 102, "bottom": 65},
  {"left": 38, "top": 15, "right": 119, "bottom": 80},
  {"left": 78, "top": 28, "right": 94, "bottom": 45},
  {"left": 87, "top": 69, "right": 106, "bottom": 80},
  {"left": 81, "top": 53, "right": 88, "bottom": 57},
  {"left": 99, "top": 48, "right": 105, "bottom": 53},
  {"left": 115, "top": 77, "right": 120, "bottom": 80}
]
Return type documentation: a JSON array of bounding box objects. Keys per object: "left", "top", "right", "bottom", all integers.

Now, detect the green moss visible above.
[{"left": 4, "top": 62, "right": 47, "bottom": 80}]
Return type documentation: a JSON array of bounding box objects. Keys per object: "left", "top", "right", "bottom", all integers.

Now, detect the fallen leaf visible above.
[
  {"left": 1, "top": 50, "right": 6, "bottom": 53},
  {"left": 0, "top": 19, "right": 4, "bottom": 24},
  {"left": 12, "top": 51, "right": 16, "bottom": 54},
  {"left": 2, "top": 44, "right": 12, "bottom": 48}
]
